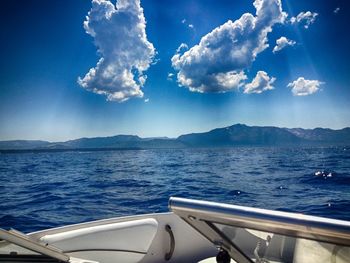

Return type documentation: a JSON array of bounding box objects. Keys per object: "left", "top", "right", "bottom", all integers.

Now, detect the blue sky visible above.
[{"left": 0, "top": 0, "right": 349, "bottom": 141}]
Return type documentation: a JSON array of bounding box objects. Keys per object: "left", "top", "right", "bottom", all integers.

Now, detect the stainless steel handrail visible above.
[{"left": 169, "top": 197, "right": 350, "bottom": 246}]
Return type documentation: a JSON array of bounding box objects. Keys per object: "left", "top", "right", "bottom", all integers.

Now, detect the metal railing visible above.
[{"left": 169, "top": 197, "right": 350, "bottom": 250}]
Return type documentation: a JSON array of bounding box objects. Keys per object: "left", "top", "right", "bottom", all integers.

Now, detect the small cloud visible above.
[
  {"left": 181, "top": 19, "right": 194, "bottom": 30},
  {"left": 287, "top": 77, "right": 324, "bottom": 96},
  {"left": 144, "top": 98, "right": 150, "bottom": 103},
  {"left": 290, "top": 11, "right": 318, "bottom": 29},
  {"left": 78, "top": 0, "right": 155, "bottom": 102},
  {"left": 167, "top": 73, "right": 174, "bottom": 81},
  {"left": 244, "top": 71, "right": 275, "bottom": 94},
  {"left": 273, "top": 36, "right": 296, "bottom": 53},
  {"left": 175, "top": 43, "right": 188, "bottom": 54},
  {"left": 334, "top": 7, "right": 340, "bottom": 14}
]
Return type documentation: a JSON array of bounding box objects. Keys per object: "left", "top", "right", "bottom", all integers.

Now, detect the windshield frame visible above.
[{"left": 169, "top": 197, "right": 350, "bottom": 262}]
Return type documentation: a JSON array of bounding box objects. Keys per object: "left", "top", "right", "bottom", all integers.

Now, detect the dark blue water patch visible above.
[
  {"left": 265, "top": 167, "right": 281, "bottom": 173},
  {"left": 246, "top": 170, "right": 264, "bottom": 175},
  {"left": 227, "top": 189, "right": 249, "bottom": 196},
  {"left": 93, "top": 168, "right": 114, "bottom": 174},
  {"left": 275, "top": 185, "right": 288, "bottom": 190},
  {"left": 141, "top": 170, "right": 156, "bottom": 175},
  {"left": 20, "top": 163, "right": 39, "bottom": 173},
  {"left": 326, "top": 154, "right": 350, "bottom": 160},
  {"left": 322, "top": 161, "right": 340, "bottom": 167},
  {"left": 294, "top": 200, "right": 350, "bottom": 221},
  {"left": 113, "top": 179, "right": 152, "bottom": 188},
  {"left": 300, "top": 170, "right": 350, "bottom": 185},
  {"left": 19, "top": 193, "right": 64, "bottom": 206},
  {"left": 119, "top": 196, "right": 168, "bottom": 209},
  {"left": 0, "top": 215, "right": 58, "bottom": 233},
  {"left": 202, "top": 187, "right": 223, "bottom": 195},
  {"left": 182, "top": 177, "right": 197, "bottom": 183},
  {"left": 88, "top": 180, "right": 130, "bottom": 189},
  {"left": 186, "top": 185, "right": 201, "bottom": 191},
  {"left": 1, "top": 147, "right": 350, "bottom": 233},
  {"left": 29, "top": 182, "right": 67, "bottom": 191},
  {"left": 271, "top": 188, "right": 289, "bottom": 198},
  {"left": 164, "top": 163, "right": 186, "bottom": 168},
  {"left": 184, "top": 170, "right": 215, "bottom": 175}
]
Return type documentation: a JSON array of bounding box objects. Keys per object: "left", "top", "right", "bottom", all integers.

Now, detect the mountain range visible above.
[{"left": 1, "top": 124, "right": 350, "bottom": 151}]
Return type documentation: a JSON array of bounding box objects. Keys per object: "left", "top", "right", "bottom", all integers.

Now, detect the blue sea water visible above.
[{"left": 1, "top": 146, "right": 350, "bottom": 233}]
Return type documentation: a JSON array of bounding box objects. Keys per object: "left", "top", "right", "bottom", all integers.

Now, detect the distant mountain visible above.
[
  {"left": 286, "top": 127, "right": 350, "bottom": 144},
  {"left": 51, "top": 135, "right": 143, "bottom": 149},
  {"left": 178, "top": 124, "right": 304, "bottom": 147},
  {"left": 0, "top": 140, "right": 51, "bottom": 150},
  {"left": 1, "top": 124, "right": 349, "bottom": 151},
  {"left": 51, "top": 135, "right": 184, "bottom": 149},
  {"left": 0, "top": 135, "right": 184, "bottom": 151}
]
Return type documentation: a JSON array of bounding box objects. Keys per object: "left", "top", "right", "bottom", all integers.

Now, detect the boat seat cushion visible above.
[{"left": 39, "top": 218, "right": 158, "bottom": 254}]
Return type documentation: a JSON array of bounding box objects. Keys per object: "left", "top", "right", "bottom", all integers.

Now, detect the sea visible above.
[{"left": 1, "top": 146, "right": 350, "bottom": 233}]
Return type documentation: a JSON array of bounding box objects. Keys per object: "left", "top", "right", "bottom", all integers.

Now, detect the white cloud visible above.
[
  {"left": 181, "top": 19, "right": 194, "bottom": 29},
  {"left": 334, "top": 7, "right": 340, "bottom": 14},
  {"left": 290, "top": 11, "right": 318, "bottom": 29},
  {"left": 287, "top": 77, "right": 324, "bottom": 96},
  {"left": 176, "top": 43, "right": 188, "bottom": 53},
  {"left": 144, "top": 98, "right": 150, "bottom": 103},
  {"left": 167, "top": 72, "right": 174, "bottom": 81},
  {"left": 78, "top": 0, "right": 155, "bottom": 102},
  {"left": 171, "top": 0, "right": 286, "bottom": 93},
  {"left": 244, "top": 71, "right": 275, "bottom": 94},
  {"left": 273, "top": 36, "right": 296, "bottom": 53}
]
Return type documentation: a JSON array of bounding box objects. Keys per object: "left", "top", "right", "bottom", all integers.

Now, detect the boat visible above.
[{"left": 1, "top": 197, "right": 350, "bottom": 262}]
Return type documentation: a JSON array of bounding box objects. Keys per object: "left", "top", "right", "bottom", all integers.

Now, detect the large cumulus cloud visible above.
[
  {"left": 171, "top": 0, "right": 286, "bottom": 93},
  {"left": 78, "top": 0, "right": 155, "bottom": 102}
]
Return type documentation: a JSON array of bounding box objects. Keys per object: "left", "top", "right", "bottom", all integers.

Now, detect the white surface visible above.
[
  {"left": 293, "top": 239, "right": 350, "bottom": 263},
  {"left": 40, "top": 218, "right": 158, "bottom": 253},
  {"left": 30, "top": 213, "right": 217, "bottom": 263},
  {"left": 39, "top": 218, "right": 158, "bottom": 263},
  {"left": 70, "top": 256, "right": 99, "bottom": 263},
  {"left": 198, "top": 257, "right": 236, "bottom": 263},
  {"left": 69, "top": 251, "right": 143, "bottom": 263}
]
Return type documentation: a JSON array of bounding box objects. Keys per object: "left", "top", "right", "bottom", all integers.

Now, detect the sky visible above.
[{"left": 0, "top": 0, "right": 349, "bottom": 141}]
